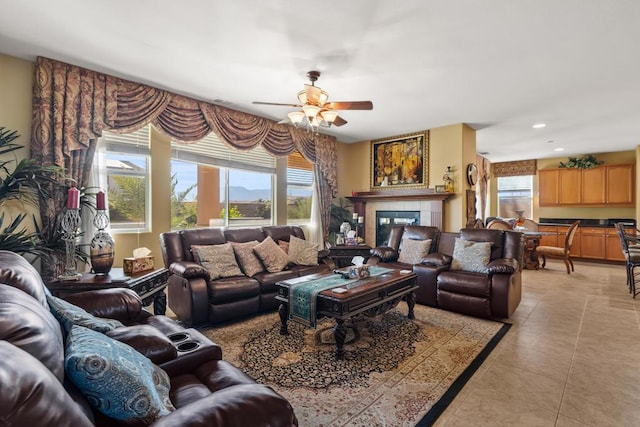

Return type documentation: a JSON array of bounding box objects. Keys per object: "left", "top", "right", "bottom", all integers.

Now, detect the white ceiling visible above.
[{"left": 1, "top": 0, "right": 639, "bottom": 163}]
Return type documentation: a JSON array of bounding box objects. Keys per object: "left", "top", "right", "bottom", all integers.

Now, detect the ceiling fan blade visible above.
[
  {"left": 325, "top": 101, "right": 373, "bottom": 110},
  {"left": 253, "top": 101, "right": 302, "bottom": 108},
  {"left": 333, "top": 116, "right": 348, "bottom": 127}
]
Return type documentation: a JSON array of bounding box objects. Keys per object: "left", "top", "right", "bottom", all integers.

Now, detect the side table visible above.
[
  {"left": 329, "top": 244, "right": 372, "bottom": 268},
  {"left": 47, "top": 268, "right": 169, "bottom": 315}
]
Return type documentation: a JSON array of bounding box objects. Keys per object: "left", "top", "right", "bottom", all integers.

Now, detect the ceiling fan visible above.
[{"left": 253, "top": 71, "right": 373, "bottom": 133}]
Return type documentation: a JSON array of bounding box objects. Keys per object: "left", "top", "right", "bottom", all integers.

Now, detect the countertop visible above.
[{"left": 538, "top": 218, "right": 636, "bottom": 227}]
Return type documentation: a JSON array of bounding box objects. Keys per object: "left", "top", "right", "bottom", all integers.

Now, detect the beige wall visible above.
[
  {"left": 337, "top": 124, "right": 476, "bottom": 232},
  {"left": 0, "top": 54, "right": 37, "bottom": 230}
]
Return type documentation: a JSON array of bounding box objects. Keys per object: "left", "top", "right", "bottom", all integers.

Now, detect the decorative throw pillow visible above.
[
  {"left": 232, "top": 240, "right": 265, "bottom": 277},
  {"left": 278, "top": 240, "right": 290, "bottom": 254},
  {"left": 64, "top": 325, "right": 175, "bottom": 423},
  {"left": 47, "top": 295, "right": 124, "bottom": 335},
  {"left": 253, "top": 236, "right": 291, "bottom": 273},
  {"left": 192, "top": 243, "right": 243, "bottom": 279},
  {"left": 288, "top": 236, "right": 319, "bottom": 266},
  {"left": 450, "top": 238, "right": 492, "bottom": 273},
  {"left": 398, "top": 238, "right": 432, "bottom": 265}
]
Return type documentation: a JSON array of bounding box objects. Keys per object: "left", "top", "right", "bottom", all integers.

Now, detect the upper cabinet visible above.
[{"left": 539, "top": 164, "right": 635, "bottom": 206}]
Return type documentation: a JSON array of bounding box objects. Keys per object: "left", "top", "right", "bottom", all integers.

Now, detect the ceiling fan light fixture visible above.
[
  {"left": 302, "top": 104, "right": 321, "bottom": 119},
  {"left": 318, "top": 90, "right": 329, "bottom": 106},
  {"left": 320, "top": 109, "right": 339, "bottom": 124},
  {"left": 297, "top": 90, "right": 307, "bottom": 104},
  {"left": 288, "top": 111, "right": 305, "bottom": 126}
]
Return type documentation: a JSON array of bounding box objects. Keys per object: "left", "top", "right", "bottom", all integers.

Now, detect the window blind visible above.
[
  {"left": 287, "top": 150, "right": 313, "bottom": 186},
  {"left": 102, "top": 125, "right": 150, "bottom": 155},
  {"left": 171, "top": 132, "right": 275, "bottom": 174}
]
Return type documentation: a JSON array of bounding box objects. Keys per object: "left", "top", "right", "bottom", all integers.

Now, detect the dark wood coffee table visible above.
[{"left": 275, "top": 269, "right": 418, "bottom": 359}]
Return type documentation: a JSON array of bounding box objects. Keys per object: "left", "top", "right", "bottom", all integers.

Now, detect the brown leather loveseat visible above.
[
  {"left": 369, "top": 226, "right": 523, "bottom": 319},
  {"left": 0, "top": 250, "right": 297, "bottom": 427},
  {"left": 160, "top": 225, "right": 331, "bottom": 326}
]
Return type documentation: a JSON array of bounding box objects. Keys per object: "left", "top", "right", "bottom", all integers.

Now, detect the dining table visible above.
[{"left": 519, "top": 230, "right": 557, "bottom": 270}]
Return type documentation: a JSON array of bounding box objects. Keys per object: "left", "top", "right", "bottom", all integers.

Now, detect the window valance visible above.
[{"left": 492, "top": 159, "right": 537, "bottom": 177}]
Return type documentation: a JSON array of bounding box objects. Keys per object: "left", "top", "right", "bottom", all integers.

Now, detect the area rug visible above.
[{"left": 202, "top": 305, "right": 510, "bottom": 426}]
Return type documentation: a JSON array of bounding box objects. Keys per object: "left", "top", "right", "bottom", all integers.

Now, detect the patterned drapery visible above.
[
  {"left": 493, "top": 159, "right": 537, "bottom": 177},
  {"left": 31, "top": 56, "right": 338, "bottom": 244},
  {"left": 476, "top": 155, "right": 491, "bottom": 221}
]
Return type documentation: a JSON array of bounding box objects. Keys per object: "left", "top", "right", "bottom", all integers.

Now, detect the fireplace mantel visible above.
[
  {"left": 347, "top": 189, "right": 454, "bottom": 242},
  {"left": 346, "top": 189, "right": 453, "bottom": 203}
]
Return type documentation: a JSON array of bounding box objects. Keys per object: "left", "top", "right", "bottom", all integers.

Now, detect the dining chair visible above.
[
  {"left": 536, "top": 220, "right": 580, "bottom": 274},
  {"left": 486, "top": 219, "right": 513, "bottom": 230},
  {"left": 522, "top": 218, "right": 539, "bottom": 231},
  {"left": 614, "top": 222, "right": 640, "bottom": 297}
]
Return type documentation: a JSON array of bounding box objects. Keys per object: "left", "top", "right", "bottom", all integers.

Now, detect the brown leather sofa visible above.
[
  {"left": 0, "top": 250, "right": 297, "bottom": 427},
  {"left": 369, "top": 226, "right": 523, "bottom": 319},
  {"left": 160, "top": 225, "right": 331, "bottom": 326}
]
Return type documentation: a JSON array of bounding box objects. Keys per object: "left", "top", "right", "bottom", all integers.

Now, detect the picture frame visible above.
[
  {"left": 370, "top": 131, "right": 428, "bottom": 190},
  {"left": 435, "top": 185, "right": 446, "bottom": 193}
]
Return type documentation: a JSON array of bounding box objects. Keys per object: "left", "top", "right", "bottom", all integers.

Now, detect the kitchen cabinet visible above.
[
  {"left": 605, "top": 226, "right": 636, "bottom": 261},
  {"left": 606, "top": 164, "right": 634, "bottom": 204},
  {"left": 539, "top": 164, "right": 634, "bottom": 206},
  {"left": 538, "top": 170, "right": 559, "bottom": 205},
  {"left": 538, "top": 225, "right": 558, "bottom": 246},
  {"left": 558, "top": 169, "right": 581, "bottom": 204},
  {"left": 579, "top": 227, "right": 606, "bottom": 259}
]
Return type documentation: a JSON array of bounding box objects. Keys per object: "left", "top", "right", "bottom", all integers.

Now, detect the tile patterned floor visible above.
[{"left": 434, "top": 260, "right": 640, "bottom": 426}]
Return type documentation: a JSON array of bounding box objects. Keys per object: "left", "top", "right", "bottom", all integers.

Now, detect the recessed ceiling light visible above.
[
  {"left": 533, "top": 123, "right": 546, "bottom": 129},
  {"left": 554, "top": 147, "right": 565, "bottom": 151}
]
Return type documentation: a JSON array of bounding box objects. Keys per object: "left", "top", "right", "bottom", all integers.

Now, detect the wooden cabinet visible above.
[
  {"left": 579, "top": 227, "right": 606, "bottom": 259},
  {"left": 581, "top": 168, "right": 605, "bottom": 204},
  {"left": 558, "top": 169, "right": 581, "bottom": 204},
  {"left": 539, "top": 170, "right": 559, "bottom": 205},
  {"left": 606, "top": 164, "right": 634, "bottom": 204},
  {"left": 539, "top": 164, "right": 634, "bottom": 206},
  {"left": 538, "top": 225, "right": 558, "bottom": 246},
  {"left": 537, "top": 224, "right": 632, "bottom": 262},
  {"left": 605, "top": 226, "right": 636, "bottom": 261}
]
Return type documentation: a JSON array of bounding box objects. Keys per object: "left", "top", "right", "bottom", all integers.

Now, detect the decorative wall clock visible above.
[{"left": 466, "top": 163, "right": 478, "bottom": 186}]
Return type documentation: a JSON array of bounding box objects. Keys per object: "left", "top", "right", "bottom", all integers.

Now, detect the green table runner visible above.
[{"left": 289, "top": 266, "right": 394, "bottom": 327}]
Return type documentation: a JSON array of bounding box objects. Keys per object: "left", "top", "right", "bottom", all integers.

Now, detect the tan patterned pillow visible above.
[
  {"left": 232, "top": 240, "right": 264, "bottom": 277},
  {"left": 191, "top": 243, "right": 243, "bottom": 279},
  {"left": 398, "top": 238, "right": 432, "bottom": 264},
  {"left": 278, "top": 240, "right": 290, "bottom": 254},
  {"left": 288, "top": 236, "right": 318, "bottom": 266},
  {"left": 451, "top": 238, "right": 491, "bottom": 273},
  {"left": 253, "top": 236, "right": 290, "bottom": 273}
]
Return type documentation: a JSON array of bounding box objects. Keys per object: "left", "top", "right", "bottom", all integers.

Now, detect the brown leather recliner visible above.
[
  {"left": 414, "top": 229, "right": 523, "bottom": 319},
  {"left": 367, "top": 225, "right": 440, "bottom": 268},
  {"left": 0, "top": 250, "right": 297, "bottom": 427}
]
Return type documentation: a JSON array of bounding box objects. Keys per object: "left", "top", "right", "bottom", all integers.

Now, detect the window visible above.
[
  {"left": 287, "top": 150, "right": 314, "bottom": 225},
  {"left": 171, "top": 132, "right": 275, "bottom": 229},
  {"left": 497, "top": 175, "right": 533, "bottom": 218},
  {"left": 100, "top": 125, "right": 151, "bottom": 233}
]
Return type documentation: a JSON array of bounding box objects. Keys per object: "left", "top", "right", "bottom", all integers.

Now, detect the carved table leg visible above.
[
  {"left": 334, "top": 319, "right": 347, "bottom": 359},
  {"left": 406, "top": 291, "right": 416, "bottom": 320},
  {"left": 278, "top": 303, "right": 289, "bottom": 335}
]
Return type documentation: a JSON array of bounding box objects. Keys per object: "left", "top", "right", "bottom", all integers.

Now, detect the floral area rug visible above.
[{"left": 202, "top": 304, "right": 510, "bottom": 426}]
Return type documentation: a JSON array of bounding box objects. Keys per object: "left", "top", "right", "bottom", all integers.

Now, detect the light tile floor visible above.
[{"left": 434, "top": 259, "right": 640, "bottom": 426}]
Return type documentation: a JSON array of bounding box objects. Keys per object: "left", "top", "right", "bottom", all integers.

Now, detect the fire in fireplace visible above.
[{"left": 375, "top": 211, "right": 420, "bottom": 246}]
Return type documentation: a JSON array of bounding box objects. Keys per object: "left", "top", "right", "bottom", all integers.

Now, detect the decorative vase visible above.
[
  {"left": 515, "top": 210, "right": 525, "bottom": 228},
  {"left": 90, "top": 210, "right": 114, "bottom": 274}
]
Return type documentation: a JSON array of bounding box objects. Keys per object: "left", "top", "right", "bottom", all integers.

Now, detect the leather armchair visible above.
[
  {"left": 0, "top": 250, "right": 298, "bottom": 427},
  {"left": 368, "top": 225, "right": 440, "bottom": 267}
]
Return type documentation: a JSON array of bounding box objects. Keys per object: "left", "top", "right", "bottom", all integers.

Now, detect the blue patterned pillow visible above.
[
  {"left": 47, "top": 295, "right": 124, "bottom": 334},
  {"left": 64, "top": 325, "right": 175, "bottom": 423},
  {"left": 451, "top": 238, "right": 492, "bottom": 273}
]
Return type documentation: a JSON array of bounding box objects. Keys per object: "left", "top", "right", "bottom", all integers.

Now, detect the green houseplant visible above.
[
  {"left": 0, "top": 126, "right": 68, "bottom": 263},
  {"left": 558, "top": 155, "right": 603, "bottom": 169}
]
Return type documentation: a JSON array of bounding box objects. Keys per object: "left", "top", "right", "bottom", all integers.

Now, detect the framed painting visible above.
[{"left": 370, "top": 131, "right": 428, "bottom": 189}]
